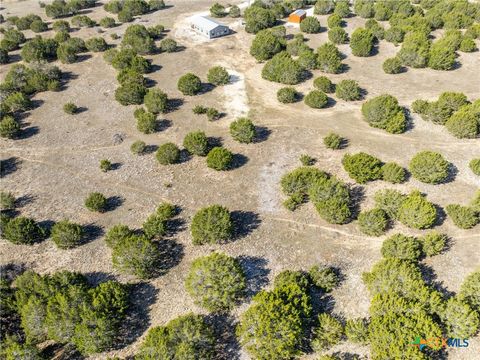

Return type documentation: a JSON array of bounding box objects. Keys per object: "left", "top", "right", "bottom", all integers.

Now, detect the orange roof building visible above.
[{"left": 288, "top": 9, "right": 306, "bottom": 23}]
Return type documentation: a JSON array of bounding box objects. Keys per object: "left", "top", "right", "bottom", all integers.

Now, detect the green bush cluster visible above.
[
  {"left": 408, "top": 151, "right": 450, "bottom": 184},
  {"left": 470, "top": 159, "right": 480, "bottom": 176},
  {"left": 177, "top": 73, "right": 202, "bottom": 95},
  {"left": 85, "top": 37, "right": 108, "bottom": 52},
  {"left": 350, "top": 28, "right": 374, "bottom": 57},
  {"left": 361, "top": 94, "right": 406, "bottom": 133},
  {"left": 51, "top": 219, "right": 84, "bottom": 249},
  {"left": 398, "top": 31, "right": 430, "bottom": 68},
  {"left": 85, "top": 192, "right": 107, "bottom": 212},
  {"left": 183, "top": 131, "right": 208, "bottom": 156},
  {"left": 358, "top": 208, "right": 388, "bottom": 236},
  {"left": 316, "top": 42, "right": 343, "bottom": 74},
  {"left": 0, "top": 28, "right": 26, "bottom": 52},
  {"left": 328, "top": 26, "right": 349, "bottom": 44},
  {"left": 230, "top": 118, "right": 256, "bottom": 143},
  {"left": 308, "top": 265, "right": 339, "bottom": 292},
  {"left": 185, "top": 252, "right": 246, "bottom": 311},
  {"left": 207, "top": 66, "right": 230, "bottom": 85},
  {"left": 134, "top": 108, "right": 156, "bottom": 133},
  {"left": 277, "top": 87, "right": 299, "bottom": 103},
  {"left": 446, "top": 204, "right": 479, "bottom": 229},
  {"left": 304, "top": 90, "right": 328, "bottom": 109},
  {"left": 237, "top": 277, "right": 311, "bottom": 359},
  {"left": 45, "top": 0, "right": 97, "bottom": 18},
  {"left": 335, "top": 79, "right": 361, "bottom": 101},
  {"left": 206, "top": 147, "right": 234, "bottom": 170},
  {"left": 2, "top": 216, "right": 46, "bottom": 245},
  {"left": 262, "top": 52, "right": 303, "bottom": 85},
  {"left": 315, "top": 0, "right": 335, "bottom": 15},
  {"left": 300, "top": 16, "right": 321, "bottom": 34},
  {"left": 156, "top": 142, "right": 180, "bottom": 165},
  {"left": 137, "top": 314, "right": 215, "bottom": 359},
  {"left": 323, "top": 132, "right": 344, "bottom": 149},
  {"left": 314, "top": 76, "right": 335, "bottom": 93},
  {"left": 342, "top": 152, "right": 383, "bottom": 184},
  {"left": 281, "top": 166, "right": 352, "bottom": 224},
  {"left": 144, "top": 88, "right": 168, "bottom": 114},
  {"left": 383, "top": 57, "right": 403, "bottom": 74},
  {"left": 381, "top": 233, "right": 422, "bottom": 260},
  {"left": 312, "top": 313, "right": 343, "bottom": 351},
  {"left": 244, "top": 6, "right": 276, "bottom": 34},
  {"left": 190, "top": 204, "right": 233, "bottom": 245},
  {"left": 250, "top": 27, "right": 286, "bottom": 61},
  {"left": 7, "top": 270, "right": 129, "bottom": 354}
]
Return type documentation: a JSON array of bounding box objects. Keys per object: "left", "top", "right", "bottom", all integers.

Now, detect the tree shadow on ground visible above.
[
  {"left": 167, "top": 98, "right": 183, "bottom": 112},
  {"left": 15, "top": 194, "right": 36, "bottom": 208},
  {"left": 349, "top": 185, "right": 365, "bottom": 221},
  {"left": 229, "top": 153, "right": 249, "bottom": 170},
  {"left": 156, "top": 118, "right": 171, "bottom": 131},
  {"left": 81, "top": 223, "right": 104, "bottom": 245},
  {"left": 237, "top": 255, "right": 270, "bottom": 300},
  {"left": 17, "top": 125, "right": 40, "bottom": 140},
  {"left": 254, "top": 126, "right": 271, "bottom": 143},
  {"left": 115, "top": 282, "right": 159, "bottom": 349},
  {"left": 231, "top": 210, "right": 261, "bottom": 239},
  {"left": 205, "top": 314, "right": 241, "bottom": 360},
  {"left": 106, "top": 196, "right": 124, "bottom": 211},
  {"left": 418, "top": 263, "right": 454, "bottom": 298},
  {"left": 1, "top": 157, "right": 22, "bottom": 178},
  {"left": 157, "top": 238, "right": 184, "bottom": 274}
]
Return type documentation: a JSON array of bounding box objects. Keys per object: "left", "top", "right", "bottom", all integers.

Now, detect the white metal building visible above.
[{"left": 190, "top": 16, "right": 230, "bottom": 39}]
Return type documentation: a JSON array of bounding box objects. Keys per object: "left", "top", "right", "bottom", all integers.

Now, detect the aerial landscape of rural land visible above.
[{"left": 0, "top": 0, "right": 479, "bottom": 359}]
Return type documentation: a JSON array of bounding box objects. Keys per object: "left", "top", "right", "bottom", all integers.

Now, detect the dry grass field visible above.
[{"left": 1, "top": 0, "right": 479, "bottom": 359}]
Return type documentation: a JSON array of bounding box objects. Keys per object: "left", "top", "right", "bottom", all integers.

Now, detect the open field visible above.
[{"left": 1, "top": 0, "right": 479, "bottom": 359}]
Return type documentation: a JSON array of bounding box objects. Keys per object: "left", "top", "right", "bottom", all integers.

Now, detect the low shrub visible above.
[
  {"left": 2, "top": 216, "right": 45, "bottom": 245},
  {"left": 446, "top": 204, "right": 479, "bottom": 229},
  {"left": 323, "top": 132, "right": 344, "bottom": 150},
  {"left": 277, "top": 87, "right": 299, "bottom": 103},
  {"left": 112, "top": 234, "right": 161, "bottom": 278},
  {"left": 160, "top": 38, "right": 177, "bottom": 53},
  {"left": 328, "top": 27, "right": 348, "bottom": 44},
  {"left": 230, "top": 118, "right": 256, "bottom": 143},
  {"left": 381, "top": 162, "right": 406, "bottom": 183},
  {"left": 409, "top": 151, "right": 450, "bottom": 184},
  {"left": 85, "top": 37, "right": 108, "bottom": 52},
  {"left": 335, "top": 79, "right": 361, "bottom": 101},
  {"left": 135, "top": 109, "right": 156, "bottom": 134},
  {"left": 0, "top": 192, "right": 16, "bottom": 210},
  {"left": 183, "top": 131, "right": 208, "bottom": 156},
  {"left": 358, "top": 208, "right": 388, "bottom": 236},
  {"left": 142, "top": 213, "right": 167, "bottom": 239},
  {"left": 350, "top": 28, "right": 374, "bottom": 56},
  {"left": 397, "top": 191, "right": 437, "bottom": 229},
  {"left": 177, "top": 73, "right": 202, "bottom": 95},
  {"left": 383, "top": 57, "right": 403, "bottom": 74},
  {"left": 85, "top": 192, "right": 107, "bottom": 212},
  {"left": 345, "top": 318, "right": 369, "bottom": 344},
  {"left": 342, "top": 152, "right": 383, "bottom": 183},
  {"left": 312, "top": 313, "right": 344, "bottom": 351},
  {"left": 300, "top": 16, "right": 321, "bottom": 34},
  {"left": 445, "top": 105, "right": 479, "bottom": 139},
  {"left": 280, "top": 167, "right": 328, "bottom": 196},
  {"left": 361, "top": 94, "right": 406, "bottom": 133},
  {"left": 207, "top": 66, "right": 230, "bottom": 85},
  {"left": 97, "top": 159, "right": 112, "bottom": 172},
  {"left": 381, "top": 233, "right": 422, "bottom": 260},
  {"left": 206, "top": 147, "right": 233, "bottom": 170},
  {"left": 206, "top": 107, "right": 220, "bottom": 121},
  {"left": 316, "top": 42, "right": 342, "bottom": 74},
  {"left": 327, "top": 13, "right": 342, "bottom": 28},
  {"left": 190, "top": 205, "right": 233, "bottom": 245},
  {"left": 185, "top": 252, "right": 246, "bottom": 311},
  {"left": 304, "top": 90, "right": 328, "bottom": 108},
  {"left": 309, "top": 265, "right": 339, "bottom": 292},
  {"left": 460, "top": 38, "right": 477, "bottom": 52},
  {"left": 314, "top": 76, "right": 334, "bottom": 93},
  {"left": 299, "top": 154, "right": 316, "bottom": 166},
  {"left": 373, "top": 189, "right": 406, "bottom": 220},
  {"left": 261, "top": 52, "right": 303, "bottom": 85},
  {"left": 384, "top": 26, "right": 405, "bottom": 44},
  {"left": 0, "top": 116, "right": 21, "bottom": 139},
  {"left": 420, "top": 231, "right": 447, "bottom": 256},
  {"left": 156, "top": 143, "right": 180, "bottom": 165},
  {"left": 115, "top": 82, "right": 147, "bottom": 105},
  {"left": 334, "top": 0, "right": 350, "bottom": 18},
  {"left": 144, "top": 88, "right": 168, "bottom": 114},
  {"left": 105, "top": 224, "right": 133, "bottom": 248},
  {"left": 137, "top": 314, "right": 215, "bottom": 359},
  {"left": 308, "top": 176, "right": 352, "bottom": 224},
  {"left": 315, "top": 0, "right": 335, "bottom": 15},
  {"left": 99, "top": 17, "right": 116, "bottom": 28},
  {"left": 469, "top": 159, "right": 480, "bottom": 176},
  {"left": 51, "top": 220, "right": 84, "bottom": 249}
]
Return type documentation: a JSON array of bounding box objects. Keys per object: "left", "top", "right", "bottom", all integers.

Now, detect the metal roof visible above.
[
  {"left": 191, "top": 16, "right": 226, "bottom": 31},
  {"left": 291, "top": 9, "right": 306, "bottom": 16}
]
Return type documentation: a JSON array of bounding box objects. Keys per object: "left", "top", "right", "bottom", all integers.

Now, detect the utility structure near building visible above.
[
  {"left": 288, "top": 9, "right": 306, "bottom": 23},
  {"left": 190, "top": 16, "right": 231, "bottom": 39}
]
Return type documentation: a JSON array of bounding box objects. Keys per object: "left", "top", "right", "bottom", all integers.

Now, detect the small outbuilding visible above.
[
  {"left": 190, "top": 16, "right": 230, "bottom": 39},
  {"left": 288, "top": 9, "right": 306, "bottom": 23}
]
